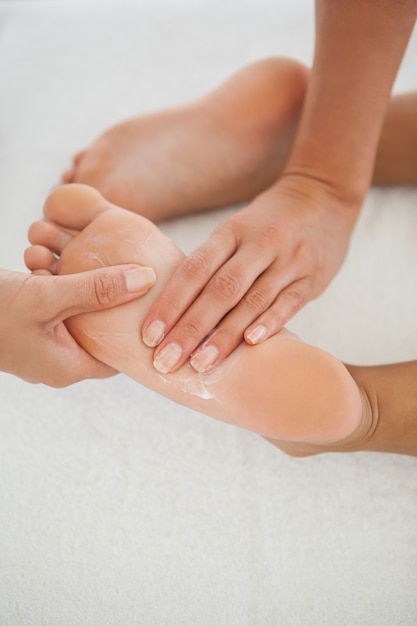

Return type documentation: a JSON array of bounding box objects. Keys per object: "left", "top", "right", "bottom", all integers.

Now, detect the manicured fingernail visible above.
[
  {"left": 246, "top": 324, "right": 267, "bottom": 345},
  {"left": 125, "top": 267, "right": 156, "bottom": 293},
  {"left": 190, "top": 345, "right": 219, "bottom": 373},
  {"left": 143, "top": 320, "right": 166, "bottom": 347},
  {"left": 153, "top": 343, "right": 183, "bottom": 373}
]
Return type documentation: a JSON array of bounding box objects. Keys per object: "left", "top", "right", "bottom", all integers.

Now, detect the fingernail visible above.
[
  {"left": 125, "top": 267, "right": 156, "bottom": 293},
  {"left": 143, "top": 320, "right": 166, "bottom": 347},
  {"left": 153, "top": 343, "right": 183, "bottom": 373},
  {"left": 246, "top": 324, "right": 267, "bottom": 345},
  {"left": 190, "top": 345, "right": 219, "bottom": 373}
]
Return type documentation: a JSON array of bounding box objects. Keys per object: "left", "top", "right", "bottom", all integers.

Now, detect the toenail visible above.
[
  {"left": 153, "top": 343, "right": 183, "bottom": 373},
  {"left": 190, "top": 345, "right": 219, "bottom": 373},
  {"left": 125, "top": 267, "right": 156, "bottom": 293},
  {"left": 143, "top": 320, "right": 166, "bottom": 347}
]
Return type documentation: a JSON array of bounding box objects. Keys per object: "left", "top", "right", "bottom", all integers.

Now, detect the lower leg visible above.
[
  {"left": 373, "top": 92, "right": 417, "bottom": 186},
  {"left": 345, "top": 362, "right": 417, "bottom": 456}
]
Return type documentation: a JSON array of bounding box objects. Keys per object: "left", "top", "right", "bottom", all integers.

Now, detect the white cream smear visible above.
[
  {"left": 156, "top": 345, "right": 243, "bottom": 402},
  {"left": 158, "top": 330, "right": 302, "bottom": 401},
  {"left": 157, "top": 369, "right": 217, "bottom": 400}
]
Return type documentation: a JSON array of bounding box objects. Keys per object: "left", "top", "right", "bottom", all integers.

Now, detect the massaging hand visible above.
[
  {"left": 0, "top": 265, "right": 154, "bottom": 386},
  {"left": 143, "top": 176, "right": 359, "bottom": 373}
]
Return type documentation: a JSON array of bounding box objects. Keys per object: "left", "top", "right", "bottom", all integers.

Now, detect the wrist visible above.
[
  {"left": 270, "top": 169, "right": 363, "bottom": 230},
  {"left": 281, "top": 153, "right": 371, "bottom": 211}
]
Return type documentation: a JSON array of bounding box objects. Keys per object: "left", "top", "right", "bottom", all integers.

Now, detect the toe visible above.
[
  {"left": 73, "top": 150, "right": 86, "bottom": 166},
  {"left": 28, "top": 220, "right": 73, "bottom": 255},
  {"left": 32, "top": 269, "right": 54, "bottom": 276},
  {"left": 61, "top": 168, "right": 75, "bottom": 184},
  {"left": 61, "top": 151, "right": 86, "bottom": 184},
  {"left": 24, "top": 245, "right": 58, "bottom": 274},
  {"left": 43, "top": 184, "right": 109, "bottom": 230}
]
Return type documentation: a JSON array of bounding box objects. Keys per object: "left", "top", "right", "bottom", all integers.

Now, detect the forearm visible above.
[
  {"left": 347, "top": 362, "right": 417, "bottom": 456},
  {"left": 284, "top": 0, "right": 417, "bottom": 203}
]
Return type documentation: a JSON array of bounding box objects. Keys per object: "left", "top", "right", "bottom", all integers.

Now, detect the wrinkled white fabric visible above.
[{"left": 0, "top": 2, "right": 416, "bottom": 624}]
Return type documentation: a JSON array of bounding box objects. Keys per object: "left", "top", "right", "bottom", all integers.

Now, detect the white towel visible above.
[{"left": 0, "top": 2, "right": 416, "bottom": 624}]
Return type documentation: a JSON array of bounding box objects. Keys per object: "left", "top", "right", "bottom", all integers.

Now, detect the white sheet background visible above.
[{"left": 0, "top": 2, "right": 416, "bottom": 624}]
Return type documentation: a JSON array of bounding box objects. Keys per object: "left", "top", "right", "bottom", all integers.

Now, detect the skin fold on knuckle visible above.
[
  {"left": 38, "top": 350, "right": 80, "bottom": 388},
  {"left": 281, "top": 287, "right": 305, "bottom": 316},
  {"left": 50, "top": 374, "right": 76, "bottom": 389},
  {"left": 216, "top": 214, "right": 242, "bottom": 240},
  {"left": 177, "top": 318, "right": 205, "bottom": 343},
  {"left": 261, "top": 218, "right": 288, "bottom": 245},
  {"left": 26, "top": 276, "right": 57, "bottom": 322},
  {"left": 181, "top": 252, "right": 212, "bottom": 282},
  {"left": 92, "top": 273, "right": 120, "bottom": 307},
  {"left": 210, "top": 326, "right": 237, "bottom": 354},
  {"left": 149, "top": 287, "right": 185, "bottom": 325},
  {"left": 210, "top": 271, "right": 241, "bottom": 302},
  {"left": 242, "top": 287, "right": 270, "bottom": 315}
]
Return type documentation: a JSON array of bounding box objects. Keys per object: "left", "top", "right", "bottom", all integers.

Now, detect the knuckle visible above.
[
  {"left": 181, "top": 252, "right": 211, "bottom": 281},
  {"left": 277, "top": 444, "right": 310, "bottom": 458},
  {"left": 243, "top": 288, "right": 269, "bottom": 314},
  {"left": 282, "top": 287, "right": 305, "bottom": 313},
  {"left": 49, "top": 376, "right": 72, "bottom": 389},
  {"left": 214, "top": 214, "right": 242, "bottom": 246},
  {"left": 153, "top": 290, "right": 183, "bottom": 320},
  {"left": 211, "top": 271, "right": 240, "bottom": 301},
  {"left": 178, "top": 319, "right": 203, "bottom": 341},
  {"left": 212, "top": 326, "right": 238, "bottom": 350},
  {"left": 93, "top": 274, "right": 119, "bottom": 306},
  {"left": 294, "top": 241, "right": 313, "bottom": 268},
  {"left": 262, "top": 218, "right": 286, "bottom": 242},
  {"left": 218, "top": 212, "right": 241, "bottom": 232}
]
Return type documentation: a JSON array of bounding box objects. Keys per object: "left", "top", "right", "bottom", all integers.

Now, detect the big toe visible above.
[{"left": 43, "top": 184, "right": 110, "bottom": 231}]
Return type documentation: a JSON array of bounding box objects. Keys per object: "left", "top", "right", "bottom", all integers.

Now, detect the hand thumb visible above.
[{"left": 51, "top": 264, "right": 156, "bottom": 320}]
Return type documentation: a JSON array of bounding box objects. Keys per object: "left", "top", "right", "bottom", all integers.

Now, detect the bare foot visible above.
[
  {"left": 63, "top": 58, "right": 308, "bottom": 221},
  {"left": 26, "top": 184, "right": 369, "bottom": 455}
]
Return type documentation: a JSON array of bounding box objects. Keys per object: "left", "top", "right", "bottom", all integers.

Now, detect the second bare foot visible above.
[{"left": 63, "top": 58, "right": 308, "bottom": 221}]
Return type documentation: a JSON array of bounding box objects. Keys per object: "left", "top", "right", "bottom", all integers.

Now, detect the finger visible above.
[
  {"left": 71, "top": 360, "right": 118, "bottom": 384},
  {"left": 43, "top": 339, "right": 118, "bottom": 387},
  {"left": 142, "top": 229, "right": 237, "bottom": 348},
  {"left": 45, "top": 264, "right": 156, "bottom": 322},
  {"left": 48, "top": 350, "right": 118, "bottom": 387},
  {"left": 245, "top": 278, "right": 312, "bottom": 345},
  {"left": 150, "top": 246, "right": 274, "bottom": 374},
  {"left": 24, "top": 244, "right": 58, "bottom": 274},
  {"left": 63, "top": 352, "right": 118, "bottom": 385},
  {"left": 189, "top": 267, "right": 297, "bottom": 372}
]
